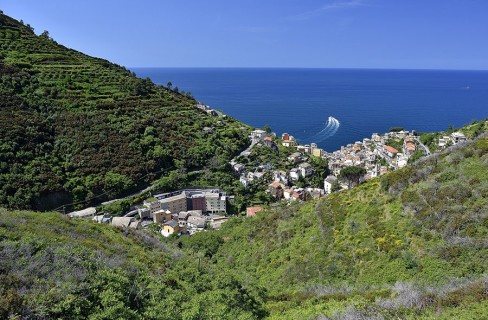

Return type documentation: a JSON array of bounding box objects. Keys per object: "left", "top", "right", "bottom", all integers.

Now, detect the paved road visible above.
[
  {"left": 414, "top": 136, "right": 431, "bottom": 156},
  {"left": 238, "top": 140, "right": 257, "bottom": 157},
  {"left": 100, "top": 184, "right": 155, "bottom": 206}
]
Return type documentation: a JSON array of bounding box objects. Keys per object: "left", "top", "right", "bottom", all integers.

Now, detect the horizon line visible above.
[{"left": 129, "top": 66, "right": 488, "bottom": 72}]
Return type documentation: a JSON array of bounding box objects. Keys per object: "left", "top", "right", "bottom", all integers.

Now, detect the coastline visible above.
[{"left": 132, "top": 67, "right": 488, "bottom": 151}]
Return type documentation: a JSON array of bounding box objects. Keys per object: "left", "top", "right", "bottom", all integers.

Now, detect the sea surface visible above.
[{"left": 132, "top": 68, "right": 488, "bottom": 152}]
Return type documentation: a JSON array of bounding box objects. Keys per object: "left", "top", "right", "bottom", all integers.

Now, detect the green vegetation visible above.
[
  {"left": 338, "top": 165, "right": 366, "bottom": 188},
  {"left": 0, "top": 211, "right": 267, "bottom": 319},
  {"left": 419, "top": 131, "right": 441, "bottom": 151},
  {"left": 385, "top": 137, "right": 403, "bottom": 151},
  {"left": 244, "top": 142, "right": 294, "bottom": 169},
  {"left": 178, "top": 134, "right": 488, "bottom": 318},
  {"left": 0, "top": 13, "right": 250, "bottom": 211},
  {"left": 418, "top": 120, "right": 488, "bottom": 152},
  {"left": 388, "top": 127, "right": 405, "bottom": 132},
  {"left": 2, "top": 134, "right": 485, "bottom": 319},
  {"left": 1, "top": 12, "right": 487, "bottom": 319}
]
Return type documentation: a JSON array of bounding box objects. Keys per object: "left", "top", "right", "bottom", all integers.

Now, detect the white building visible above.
[
  {"left": 299, "top": 162, "right": 313, "bottom": 177},
  {"left": 451, "top": 132, "right": 467, "bottom": 144},
  {"left": 250, "top": 129, "right": 267, "bottom": 142},
  {"left": 68, "top": 207, "right": 96, "bottom": 219},
  {"left": 288, "top": 152, "right": 302, "bottom": 163},
  {"left": 240, "top": 176, "right": 250, "bottom": 188},
  {"left": 205, "top": 192, "right": 226, "bottom": 213},
  {"left": 324, "top": 175, "right": 338, "bottom": 194},
  {"left": 290, "top": 168, "right": 301, "bottom": 181},
  {"left": 143, "top": 200, "right": 161, "bottom": 218},
  {"left": 396, "top": 153, "right": 409, "bottom": 168},
  {"left": 438, "top": 136, "right": 452, "bottom": 148},
  {"left": 208, "top": 215, "right": 228, "bottom": 229}
]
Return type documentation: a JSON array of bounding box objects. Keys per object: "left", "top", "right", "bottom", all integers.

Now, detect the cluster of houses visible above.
[
  {"left": 438, "top": 131, "right": 467, "bottom": 149},
  {"left": 68, "top": 124, "right": 475, "bottom": 230},
  {"left": 68, "top": 208, "right": 143, "bottom": 230},
  {"left": 68, "top": 188, "right": 230, "bottom": 237},
  {"left": 268, "top": 181, "right": 324, "bottom": 202},
  {"left": 138, "top": 189, "right": 229, "bottom": 236},
  {"left": 327, "top": 130, "right": 420, "bottom": 182},
  {"left": 282, "top": 133, "right": 325, "bottom": 157},
  {"left": 239, "top": 128, "right": 428, "bottom": 217},
  {"left": 234, "top": 130, "right": 324, "bottom": 196}
]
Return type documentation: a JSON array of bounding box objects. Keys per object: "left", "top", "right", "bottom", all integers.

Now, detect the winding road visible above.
[{"left": 414, "top": 136, "right": 431, "bottom": 156}]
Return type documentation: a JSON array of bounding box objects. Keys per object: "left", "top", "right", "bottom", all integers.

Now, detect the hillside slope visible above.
[
  {"left": 0, "top": 211, "right": 267, "bottom": 319},
  {"left": 1, "top": 136, "right": 486, "bottom": 319},
  {"left": 0, "top": 13, "right": 249, "bottom": 210},
  {"left": 181, "top": 133, "right": 488, "bottom": 319}
]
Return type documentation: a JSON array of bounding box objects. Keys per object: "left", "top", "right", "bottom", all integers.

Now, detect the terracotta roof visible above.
[
  {"left": 406, "top": 142, "right": 416, "bottom": 151},
  {"left": 269, "top": 181, "right": 282, "bottom": 188},
  {"left": 246, "top": 206, "right": 264, "bottom": 217},
  {"left": 264, "top": 136, "right": 272, "bottom": 141},
  {"left": 384, "top": 145, "right": 398, "bottom": 153}
]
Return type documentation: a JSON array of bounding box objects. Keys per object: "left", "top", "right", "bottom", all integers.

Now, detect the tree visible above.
[
  {"left": 389, "top": 127, "right": 405, "bottom": 132},
  {"left": 263, "top": 124, "right": 271, "bottom": 133},
  {"left": 339, "top": 166, "right": 366, "bottom": 189},
  {"left": 166, "top": 81, "right": 172, "bottom": 90},
  {"left": 331, "top": 179, "right": 341, "bottom": 192},
  {"left": 40, "top": 30, "right": 50, "bottom": 39}
]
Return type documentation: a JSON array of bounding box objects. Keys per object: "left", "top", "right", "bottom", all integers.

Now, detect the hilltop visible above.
[{"left": 0, "top": 13, "right": 250, "bottom": 211}]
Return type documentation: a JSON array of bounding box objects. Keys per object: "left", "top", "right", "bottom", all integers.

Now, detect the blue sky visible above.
[{"left": 3, "top": 0, "right": 488, "bottom": 69}]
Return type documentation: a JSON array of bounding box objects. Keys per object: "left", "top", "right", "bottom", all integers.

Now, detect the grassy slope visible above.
[
  {"left": 182, "top": 131, "right": 488, "bottom": 319},
  {"left": 0, "top": 211, "right": 268, "bottom": 319},
  {"left": 1, "top": 119, "right": 486, "bottom": 319},
  {"left": 0, "top": 13, "right": 250, "bottom": 210}
]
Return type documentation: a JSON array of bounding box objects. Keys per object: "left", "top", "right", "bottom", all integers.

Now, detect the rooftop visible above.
[
  {"left": 325, "top": 175, "right": 337, "bottom": 184},
  {"left": 68, "top": 207, "right": 96, "bottom": 218},
  {"left": 269, "top": 181, "right": 282, "bottom": 188},
  {"left": 384, "top": 145, "right": 399, "bottom": 154},
  {"left": 163, "top": 220, "right": 179, "bottom": 228},
  {"left": 246, "top": 206, "right": 264, "bottom": 217}
]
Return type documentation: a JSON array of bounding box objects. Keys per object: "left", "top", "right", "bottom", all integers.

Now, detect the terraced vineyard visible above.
[{"left": 0, "top": 13, "right": 250, "bottom": 210}]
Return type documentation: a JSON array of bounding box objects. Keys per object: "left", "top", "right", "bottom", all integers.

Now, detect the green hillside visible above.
[
  {"left": 0, "top": 13, "right": 249, "bottom": 210},
  {"left": 0, "top": 211, "right": 267, "bottom": 319},
  {"left": 181, "top": 133, "right": 488, "bottom": 319},
  {"left": 1, "top": 134, "right": 486, "bottom": 319},
  {"left": 1, "top": 11, "right": 487, "bottom": 320}
]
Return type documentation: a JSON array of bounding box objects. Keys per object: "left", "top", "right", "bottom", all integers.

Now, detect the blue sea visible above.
[{"left": 132, "top": 68, "right": 488, "bottom": 152}]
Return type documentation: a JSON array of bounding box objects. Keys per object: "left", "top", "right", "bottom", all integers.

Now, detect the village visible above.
[
  {"left": 68, "top": 117, "right": 469, "bottom": 238},
  {"left": 237, "top": 127, "right": 467, "bottom": 216}
]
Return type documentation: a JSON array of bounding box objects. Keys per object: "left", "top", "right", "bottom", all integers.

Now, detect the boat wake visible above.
[{"left": 305, "top": 116, "right": 340, "bottom": 143}]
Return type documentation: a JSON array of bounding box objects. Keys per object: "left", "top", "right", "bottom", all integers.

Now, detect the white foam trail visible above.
[
  {"left": 303, "top": 116, "right": 340, "bottom": 144},
  {"left": 306, "top": 116, "right": 334, "bottom": 142},
  {"left": 312, "top": 118, "right": 332, "bottom": 137},
  {"left": 315, "top": 117, "right": 340, "bottom": 143}
]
